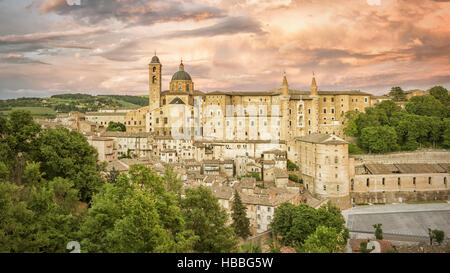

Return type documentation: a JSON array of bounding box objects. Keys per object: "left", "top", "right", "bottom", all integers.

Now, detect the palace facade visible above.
[{"left": 126, "top": 54, "right": 372, "bottom": 142}]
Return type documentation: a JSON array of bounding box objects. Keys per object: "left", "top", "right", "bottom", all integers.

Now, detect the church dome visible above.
[
  {"left": 171, "top": 70, "right": 192, "bottom": 81},
  {"left": 171, "top": 60, "right": 192, "bottom": 81}
]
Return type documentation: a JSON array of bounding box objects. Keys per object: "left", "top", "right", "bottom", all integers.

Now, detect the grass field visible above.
[
  {"left": 0, "top": 106, "right": 56, "bottom": 118},
  {"left": 110, "top": 99, "right": 140, "bottom": 107}
]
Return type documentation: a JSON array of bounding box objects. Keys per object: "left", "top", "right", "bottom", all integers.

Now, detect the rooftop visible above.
[{"left": 295, "top": 133, "right": 348, "bottom": 145}]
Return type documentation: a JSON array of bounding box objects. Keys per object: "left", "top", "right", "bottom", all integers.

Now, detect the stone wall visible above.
[
  {"left": 350, "top": 190, "right": 450, "bottom": 205},
  {"left": 351, "top": 150, "right": 450, "bottom": 164}
]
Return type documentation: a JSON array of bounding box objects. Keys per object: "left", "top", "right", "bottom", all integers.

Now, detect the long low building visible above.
[{"left": 84, "top": 111, "right": 128, "bottom": 126}]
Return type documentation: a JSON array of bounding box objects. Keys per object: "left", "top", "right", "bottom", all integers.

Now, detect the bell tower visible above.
[{"left": 149, "top": 53, "right": 161, "bottom": 111}]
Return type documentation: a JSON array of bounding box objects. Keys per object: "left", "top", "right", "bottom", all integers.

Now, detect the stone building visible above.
[
  {"left": 84, "top": 111, "right": 127, "bottom": 126},
  {"left": 87, "top": 136, "right": 117, "bottom": 162},
  {"left": 349, "top": 151, "right": 450, "bottom": 205},
  {"left": 294, "top": 134, "right": 351, "bottom": 208},
  {"left": 100, "top": 131, "right": 152, "bottom": 158},
  {"left": 126, "top": 54, "right": 373, "bottom": 142}
]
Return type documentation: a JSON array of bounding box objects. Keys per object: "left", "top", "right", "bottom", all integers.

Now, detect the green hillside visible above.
[{"left": 0, "top": 93, "right": 148, "bottom": 117}]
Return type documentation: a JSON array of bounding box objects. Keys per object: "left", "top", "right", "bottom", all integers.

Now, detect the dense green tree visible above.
[
  {"left": 0, "top": 111, "right": 41, "bottom": 183},
  {"left": 34, "top": 127, "right": 104, "bottom": 202},
  {"left": 389, "top": 86, "right": 406, "bottom": 102},
  {"left": 360, "top": 126, "right": 399, "bottom": 153},
  {"left": 79, "top": 165, "right": 197, "bottom": 253},
  {"left": 405, "top": 95, "right": 447, "bottom": 117},
  {"left": 106, "top": 121, "right": 126, "bottom": 132},
  {"left": 443, "top": 118, "right": 450, "bottom": 148},
  {"left": 300, "top": 226, "right": 346, "bottom": 253},
  {"left": 345, "top": 99, "right": 448, "bottom": 152},
  {"left": 271, "top": 202, "right": 347, "bottom": 247},
  {"left": 181, "top": 186, "right": 238, "bottom": 253},
  {"left": 163, "top": 166, "right": 183, "bottom": 195},
  {"left": 316, "top": 202, "right": 349, "bottom": 239},
  {"left": 343, "top": 110, "right": 360, "bottom": 137},
  {"left": 0, "top": 168, "right": 83, "bottom": 253},
  {"left": 429, "top": 86, "right": 449, "bottom": 105},
  {"left": 231, "top": 190, "right": 251, "bottom": 239},
  {"left": 374, "top": 100, "right": 403, "bottom": 121}
]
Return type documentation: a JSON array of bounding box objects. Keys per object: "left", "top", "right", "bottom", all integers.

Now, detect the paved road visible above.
[{"left": 342, "top": 203, "right": 450, "bottom": 240}]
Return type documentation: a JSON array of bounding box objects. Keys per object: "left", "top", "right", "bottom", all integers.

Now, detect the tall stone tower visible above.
[
  {"left": 149, "top": 54, "right": 161, "bottom": 111},
  {"left": 281, "top": 71, "right": 289, "bottom": 96},
  {"left": 280, "top": 72, "right": 290, "bottom": 141},
  {"left": 309, "top": 73, "right": 319, "bottom": 133}
]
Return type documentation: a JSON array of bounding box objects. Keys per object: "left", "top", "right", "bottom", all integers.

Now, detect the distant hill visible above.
[{"left": 0, "top": 93, "right": 148, "bottom": 118}]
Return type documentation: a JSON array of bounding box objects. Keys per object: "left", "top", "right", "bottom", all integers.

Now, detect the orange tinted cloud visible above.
[{"left": 0, "top": 0, "right": 449, "bottom": 98}]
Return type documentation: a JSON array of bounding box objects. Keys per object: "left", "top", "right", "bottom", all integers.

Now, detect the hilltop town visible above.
[{"left": 31, "top": 55, "right": 450, "bottom": 241}]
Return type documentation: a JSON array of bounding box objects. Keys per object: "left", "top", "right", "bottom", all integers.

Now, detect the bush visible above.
[
  {"left": 240, "top": 242, "right": 261, "bottom": 253},
  {"left": 373, "top": 224, "right": 383, "bottom": 240},
  {"left": 289, "top": 174, "right": 299, "bottom": 183},
  {"left": 348, "top": 143, "right": 365, "bottom": 154},
  {"left": 432, "top": 230, "right": 445, "bottom": 245},
  {"left": 287, "top": 159, "right": 298, "bottom": 171},
  {"left": 359, "top": 240, "right": 373, "bottom": 253}
]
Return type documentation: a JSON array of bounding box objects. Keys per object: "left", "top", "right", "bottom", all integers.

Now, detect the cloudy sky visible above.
[{"left": 0, "top": 0, "right": 449, "bottom": 99}]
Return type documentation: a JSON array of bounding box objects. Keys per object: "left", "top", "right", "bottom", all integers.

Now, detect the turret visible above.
[
  {"left": 310, "top": 72, "right": 318, "bottom": 97},
  {"left": 281, "top": 71, "right": 289, "bottom": 96}
]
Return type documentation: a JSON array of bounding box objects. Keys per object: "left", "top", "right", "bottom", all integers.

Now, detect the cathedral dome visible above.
[
  {"left": 171, "top": 60, "right": 192, "bottom": 81},
  {"left": 171, "top": 70, "right": 192, "bottom": 81}
]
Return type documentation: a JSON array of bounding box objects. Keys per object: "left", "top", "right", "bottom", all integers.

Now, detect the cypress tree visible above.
[{"left": 231, "top": 190, "right": 251, "bottom": 239}]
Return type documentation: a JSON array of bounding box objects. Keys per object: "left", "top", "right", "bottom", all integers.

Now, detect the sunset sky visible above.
[{"left": 0, "top": 0, "right": 449, "bottom": 99}]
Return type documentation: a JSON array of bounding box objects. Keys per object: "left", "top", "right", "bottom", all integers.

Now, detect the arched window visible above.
[
  {"left": 186, "top": 84, "right": 190, "bottom": 91},
  {"left": 152, "top": 76, "right": 157, "bottom": 84},
  {"left": 152, "top": 67, "right": 156, "bottom": 73}
]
